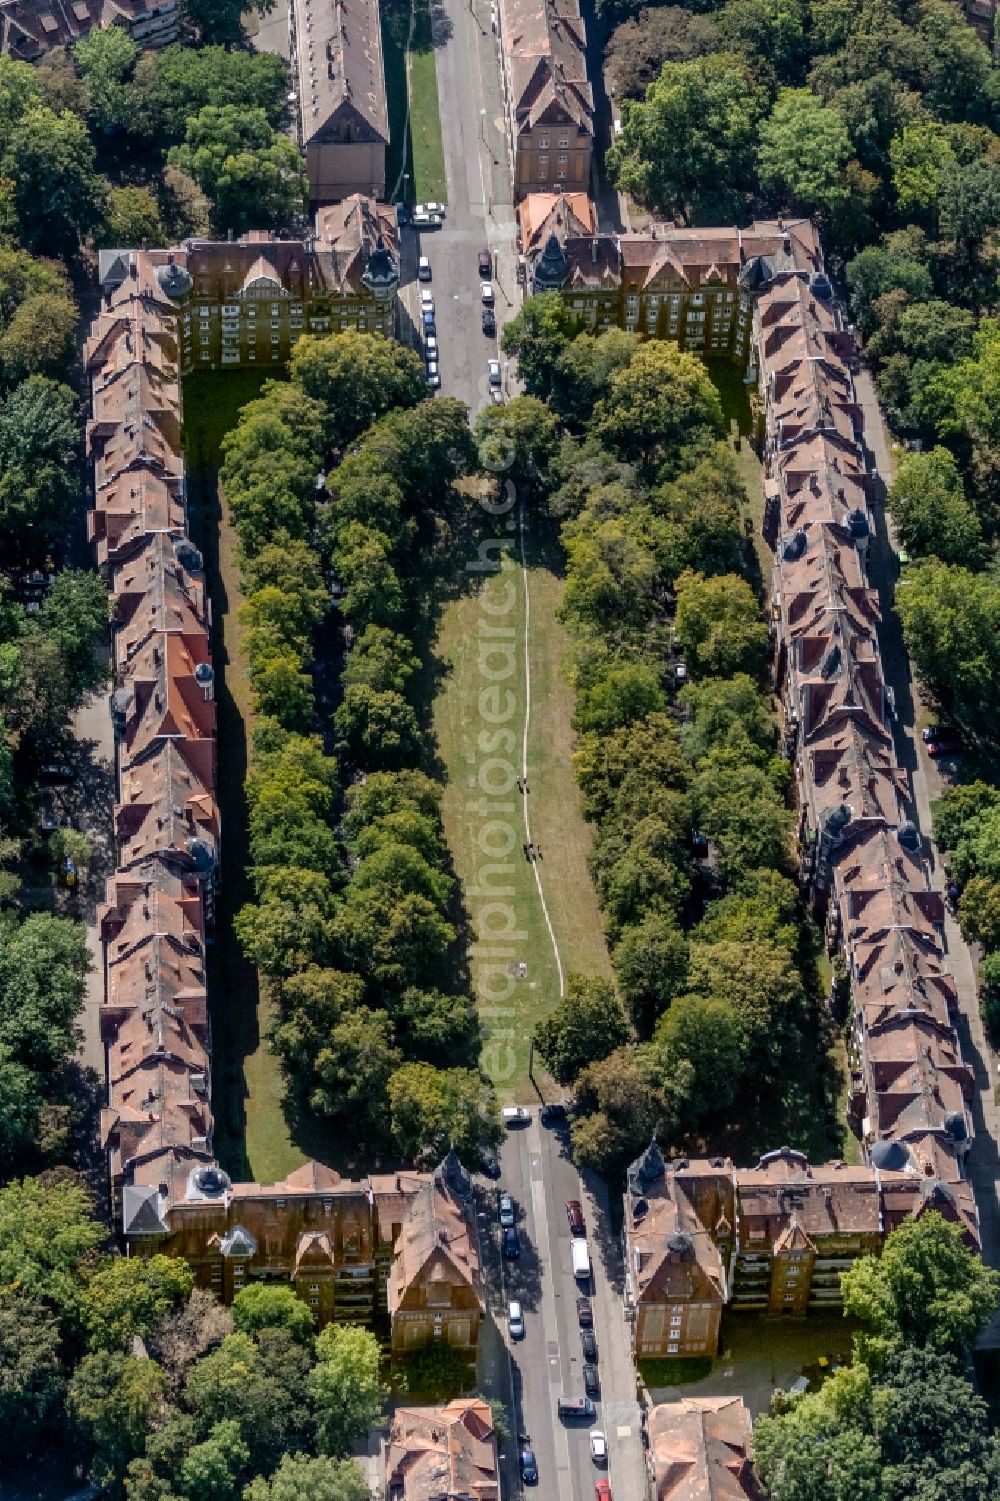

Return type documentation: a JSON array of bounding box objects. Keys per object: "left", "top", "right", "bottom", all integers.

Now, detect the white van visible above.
[
  {"left": 502, "top": 1105, "right": 530, "bottom": 1126},
  {"left": 572, "top": 1239, "right": 591, "bottom": 1282}
]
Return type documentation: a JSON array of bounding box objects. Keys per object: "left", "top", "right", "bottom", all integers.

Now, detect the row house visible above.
[
  {"left": 86, "top": 235, "right": 482, "bottom": 1349},
  {"left": 385, "top": 1398, "right": 499, "bottom": 1501},
  {"left": 755, "top": 222, "right": 978, "bottom": 1228},
  {"left": 289, "top": 0, "right": 388, "bottom": 203},
  {"left": 623, "top": 1141, "right": 978, "bottom": 1360},
  {"left": 521, "top": 206, "right": 826, "bottom": 367},
  {"left": 647, "top": 1397, "right": 758, "bottom": 1501},
  {"left": 496, "top": 0, "right": 594, "bottom": 198},
  {"left": 0, "top": 0, "right": 177, "bottom": 61}
]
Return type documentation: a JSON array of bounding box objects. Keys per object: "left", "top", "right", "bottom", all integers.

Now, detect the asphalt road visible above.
[
  {"left": 476, "top": 1118, "right": 648, "bottom": 1501},
  {"left": 396, "top": 0, "right": 522, "bottom": 415}
]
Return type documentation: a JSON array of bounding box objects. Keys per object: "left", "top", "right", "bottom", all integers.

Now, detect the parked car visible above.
[
  {"left": 498, "top": 1192, "right": 515, "bottom": 1227},
  {"left": 583, "top": 1363, "right": 600, "bottom": 1397},
  {"left": 425, "top": 335, "right": 438, "bottom": 357},
  {"left": 39, "top": 763, "right": 74, "bottom": 784},
  {"left": 420, "top": 290, "right": 434, "bottom": 312},
  {"left": 479, "top": 247, "right": 492, "bottom": 275},
  {"left": 482, "top": 307, "right": 496, "bottom": 336},
  {"left": 416, "top": 201, "right": 446, "bottom": 219},
  {"left": 508, "top": 1299, "right": 524, "bottom": 1339},
  {"left": 425, "top": 363, "right": 440, "bottom": 390},
  {"left": 922, "top": 725, "right": 941, "bottom": 744},
  {"left": 519, "top": 1446, "right": 538, "bottom": 1484},
  {"left": 540, "top": 1101, "right": 568, "bottom": 1123},
  {"left": 489, "top": 388, "right": 504, "bottom": 405},
  {"left": 566, "top": 1200, "right": 586, "bottom": 1236},
  {"left": 395, "top": 201, "right": 410, "bottom": 226},
  {"left": 589, "top": 1430, "right": 608, "bottom": 1466},
  {"left": 577, "top": 1297, "right": 593, "bottom": 1328},
  {"left": 417, "top": 255, "right": 431, "bottom": 280},
  {"left": 927, "top": 736, "right": 962, "bottom": 758},
  {"left": 557, "top": 1396, "right": 596, "bottom": 1421},
  {"left": 411, "top": 209, "right": 443, "bottom": 229},
  {"left": 481, "top": 280, "right": 495, "bottom": 305},
  {"left": 422, "top": 310, "right": 436, "bottom": 332},
  {"left": 595, "top": 1481, "right": 613, "bottom": 1501},
  {"left": 488, "top": 358, "right": 502, "bottom": 387},
  {"left": 581, "top": 1328, "right": 598, "bottom": 1363},
  {"left": 502, "top": 1105, "right": 530, "bottom": 1125},
  {"left": 478, "top": 1147, "right": 501, "bottom": 1178},
  {"left": 502, "top": 1225, "right": 520, "bottom": 1259}
]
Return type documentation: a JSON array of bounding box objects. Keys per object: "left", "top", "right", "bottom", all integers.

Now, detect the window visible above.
[
  {"left": 309, "top": 1297, "right": 318, "bottom": 1308},
  {"left": 726, "top": 291, "right": 734, "bottom": 302},
  {"left": 557, "top": 153, "right": 567, "bottom": 164},
  {"left": 199, "top": 308, "right": 210, "bottom": 321},
  {"left": 309, "top": 1283, "right": 319, "bottom": 1293},
  {"left": 670, "top": 295, "right": 681, "bottom": 306},
  {"left": 539, "top": 136, "right": 549, "bottom": 148},
  {"left": 199, "top": 332, "right": 210, "bottom": 345},
  {"left": 557, "top": 166, "right": 567, "bottom": 178},
  {"left": 222, "top": 304, "right": 239, "bottom": 317},
  {"left": 691, "top": 293, "right": 704, "bottom": 306},
  {"left": 559, "top": 136, "right": 569, "bottom": 147},
  {"left": 711, "top": 338, "right": 719, "bottom": 348},
  {"left": 784, "top": 1293, "right": 796, "bottom": 1303},
  {"left": 200, "top": 351, "right": 210, "bottom": 361},
  {"left": 667, "top": 1343, "right": 679, "bottom": 1353},
  {"left": 271, "top": 333, "right": 280, "bottom": 343},
  {"left": 291, "top": 304, "right": 303, "bottom": 316},
  {"left": 270, "top": 303, "right": 280, "bottom": 316}
]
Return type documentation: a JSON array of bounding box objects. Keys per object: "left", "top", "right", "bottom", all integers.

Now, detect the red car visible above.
[
  {"left": 595, "top": 1481, "right": 613, "bottom": 1501},
  {"left": 478, "top": 247, "right": 492, "bottom": 276},
  {"left": 926, "top": 736, "right": 962, "bottom": 759},
  {"left": 567, "top": 1199, "right": 586, "bottom": 1236}
]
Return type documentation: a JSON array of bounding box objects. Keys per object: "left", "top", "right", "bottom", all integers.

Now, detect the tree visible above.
[
  {"left": 388, "top": 1063, "right": 499, "bottom": 1160},
  {"left": 333, "top": 684, "right": 421, "bottom": 769},
  {"left": 0, "top": 911, "right": 89, "bottom": 1072},
  {"left": 754, "top": 1365, "right": 882, "bottom": 1501},
  {"left": 877, "top": 1346, "right": 1000, "bottom": 1501},
  {"left": 842, "top": 1211, "right": 1000, "bottom": 1364},
  {"left": 572, "top": 1045, "right": 685, "bottom": 1176},
  {"left": 654, "top": 444, "right": 749, "bottom": 583},
  {"left": 533, "top": 975, "right": 631, "bottom": 1084},
  {"left": 550, "top": 328, "right": 638, "bottom": 429},
  {"left": 290, "top": 331, "right": 426, "bottom": 450},
  {"left": 0, "top": 1172, "right": 101, "bottom": 1330},
  {"left": 390, "top": 986, "right": 481, "bottom": 1067},
  {"left": 654, "top": 992, "right": 745, "bottom": 1116},
  {"left": 244, "top": 1454, "right": 370, "bottom": 1501},
  {"left": 937, "top": 157, "right": 1000, "bottom": 310},
  {"left": 333, "top": 885, "right": 454, "bottom": 991},
  {"left": 684, "top": 938, "right": 805, "bottom": 1072},
  {"left": 679, "top": 673, "right": 777, "bottom": 766},
  {"left": 0, "top": 106, "right": 104, "bottom": 256},
  {"left": 499, "top": 292, "right": 572, "bottom": 399},
  {"left": 169, "top": 105, "right": 306, "bottom": 237},
  {"left": 0, "top": 1290, "right": 64, "bottom": 1450},
  {"left": 573, "top": 664, "right": 667, "bottom": 738},
  {"left": 593, "top": 340, "right": 724, "bottom": 478},
  {"left": 230, "top": 1284, "right": 314, "bottom": 1345},
  {"left": 69, "top": 1351, "right": 168, "bottom": 1487},
  {"left": 473, "top": 395, "right": 558, "bottom": 498},
  {"left": 758, "top": 88, "right": 853, "bottom": 216},
  {"left": 304, "top": 1006, "right": 401, "bottom": 1132},
  {"left": 310, "top": 1322, "right": 385, "bottom": 1457},
  {"left": 177, "top": 1419, "right": 249, "bottom": 1501},
  {"left": 148, "top": 1289, "right": 233, "bottom": 1384},
  {"left": 74, "top": 26, "right": 142, "bottom": 138},
  {"left": 185, "top": 1329, "right": 314, "bottom": 1476},
  {"left": 142, "top": 45, "right": 289, "bottom": 144},
  {"left": 607, "top": 53, "right": 766, "bottom": 222},
  {"left": 38, "top": 570, "right": 109, "bottom": 700},
  {"left": 886, "top": 447, "right": 984, "bottom": 566},
  {"left": 674, "top": 570, "right": 768, "bottom": 679},
  {"left": 82, "top": 1255, "right": 194, "bottom": 1353},
  {"left": 895, "top": 561, "right": 1000, "bottom": 739},
  {"left": 104, "top": 185, "right": 166, "bottom": 248},
  {"left": 235, "top": 867, "right": 337, "bottom": 980},
  {"left": 0, "top": 1046, "right": 43, "bottom": 1174},
  {"left": 0, "top": 248, "right": 77, "bottom": 388},
  {"left": 846, "top": 241, "right": 934, "bottom": 338},
  {"left": 612, "top": 915, "right": 689, "bottom": 1036},
  {"left": 0, "top": 376, "right": 78, "bottom": 561}
]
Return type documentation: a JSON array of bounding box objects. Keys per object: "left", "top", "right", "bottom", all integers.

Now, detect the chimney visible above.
[{"left": 591, "top": 238, "right": 597, "bottom": 264}]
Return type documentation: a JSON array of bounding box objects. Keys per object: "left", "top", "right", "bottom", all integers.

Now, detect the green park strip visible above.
[
  {"left": 183, "top": 371, "right": 307, "bottom": 1187},
  {"left": 432, "top": 532, "right": 612, "bottom": 1101},
  {"left": 382, "top": 0, "right": 447, "bottom": 204}
]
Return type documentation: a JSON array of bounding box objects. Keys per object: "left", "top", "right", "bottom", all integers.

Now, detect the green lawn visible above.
[
  {"left": 431, "top": 529, "right": 611, "bottom": 1101},
  {"left": 183, "top": 370, "right": 307, "bottom": 1188},
  {"left": 381, "top": 0, "right": 446, "bottom": 204},
  {"left": 707, "top": 358, "right": 771, "bottom": 587}
]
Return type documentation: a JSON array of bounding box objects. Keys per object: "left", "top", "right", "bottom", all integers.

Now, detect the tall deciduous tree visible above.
[
  {"left": 533, "top": 975, "right": 631, "bottom": 1084},
  {"left": 169, "top": 105, "right": 306, "bottom": 237},
  {"left": 309, "top": 1323, "right": 385, "bottom": 1457},
  {"left": 758, "top": 88, "right": 853, "bottom": 216}
]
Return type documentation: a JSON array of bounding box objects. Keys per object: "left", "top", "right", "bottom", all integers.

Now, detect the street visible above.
[
  {"left": 395, "top": 0, "right": 521, "bottom": 415},
  {"left": 476, "top": 1117, "right": 648, "bottom": 1501}
]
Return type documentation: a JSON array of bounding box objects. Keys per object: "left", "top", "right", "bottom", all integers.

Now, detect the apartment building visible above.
[
  {"left": 289, "top": 0, "right": 388, "bottom": 203},
  {"left": 495, "top": 0, "right": 594, "bottom": 198},
  {"left": 386, "top": 1399, "right": 499, "bottom": 1501},
  {"left": 647, "top": 1397, "right": 758, "bottom": 1501},
  {"left": 521, "top": 204, "right": 824, "bottom": 365},
  {"left": 85, "top": 226, "right": 482, "bottom": 1349},
  {"left": 0, "top": 0, "right": 177, "bottom": 59},
  {"left": 624, "top": 1142, "right": 978, "bottom": 1358},
  {"left": 96, "top": 215, "right": 399, "bottom": 376}
]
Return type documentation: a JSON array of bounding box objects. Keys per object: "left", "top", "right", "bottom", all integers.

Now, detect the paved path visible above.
[
  {"left": 68, "top": 676, "right": 116, "bottom": 1077},
  {"left": 856, "top": 363, "right": 1000, "bottom": 1289}
]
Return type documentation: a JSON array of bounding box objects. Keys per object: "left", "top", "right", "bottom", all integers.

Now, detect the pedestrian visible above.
[
  {"left": 524, "top": 781, "right": 530, "bottom": 794},
  {"left": 522, "top": 842, "right": 530, "bottom": 860},
  {"left": 535, "top": 845, "right": 542, "bottom": 859}
]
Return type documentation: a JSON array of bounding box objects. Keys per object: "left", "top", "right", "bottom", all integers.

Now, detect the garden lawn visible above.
[
  {"left": 184, "top": 370, "right": 307, "bottom": 1187},
  {"left": 431, "top": 533, "right": 611, "bottom": 1101},
  {"left": 381, "top": 0, "right": 446, "bottom": 204}
]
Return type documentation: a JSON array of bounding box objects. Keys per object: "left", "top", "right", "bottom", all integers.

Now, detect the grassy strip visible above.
[
  {"left": 431, "top": 534, "right": 611, "bottom": 1100},
  {"left": 183, "top": 370, "right": 306, "bottom": 1187},
  {"left": 408, "top": 0, "right": 447, "bottom": 204}
]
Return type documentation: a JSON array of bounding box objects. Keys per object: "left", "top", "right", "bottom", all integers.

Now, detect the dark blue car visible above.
[
  {"left": 502, "top": 1225, "right": 520, "bottom": 1259},
  {"left": 520, "top": 1446, "right": 538, "bottom": 1484}
]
